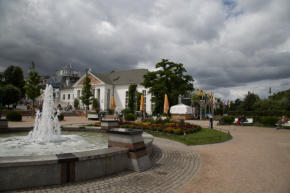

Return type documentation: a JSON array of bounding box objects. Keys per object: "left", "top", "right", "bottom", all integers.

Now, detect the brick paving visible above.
[{"left": 16, "top": 138, "right": 200, "bottom": 193}]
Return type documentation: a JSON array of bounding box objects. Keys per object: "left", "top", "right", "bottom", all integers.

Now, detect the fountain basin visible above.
[{"left": 0, "top": 127, "right": 154, "bottom": 191}]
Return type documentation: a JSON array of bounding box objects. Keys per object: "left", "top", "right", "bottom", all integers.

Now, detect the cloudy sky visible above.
[{"left": 0, "top": 0, "right": 289, "bottom": 100}]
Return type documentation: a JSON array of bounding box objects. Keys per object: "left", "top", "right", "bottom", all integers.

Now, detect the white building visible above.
[{"left": 59, "top": 69, "right": 153, "bottom": 114}]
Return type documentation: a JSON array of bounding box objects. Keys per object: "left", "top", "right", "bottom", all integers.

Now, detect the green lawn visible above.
[{"left": 148, "top": 128, "right": 232, "bottom": 145}]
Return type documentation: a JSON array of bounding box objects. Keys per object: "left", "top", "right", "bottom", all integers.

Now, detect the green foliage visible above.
[
  {"left": 242, "top": 92, "right": 260, "bottom": 111},
  {"left": 92, "top": 98, "right": 100, "bottom": 112},
  {"left": 1, "top": 84, "right": 21, "bottom": 107},
  {"left": 260, "top": 116, "right": 280, "bottom": 126},
  {"left": 220, "top": 116, "right": 235, "bottom": 124},
  {"left": 229, "top": 88, "right": 290, "bottom": 116},
  {"left": 80, "top": 72, "right": 93, "bottom": 110},
  {"left": 125, "top": 113, "right": 136, "bottom": 121},
  {"left": 74, "top": 98, "right": 79, "bottom": 109},
  {"left": 122, "top": 108, "right": 134, "bottom": 114},
  {"left": 107, "top": 109, "right": 114, "bottom": 115},
  {"left": 142, "top": 59, "right": 194, "bottom": 114},
  {"left": 24, "top": 62, "right": 42, "bottom": 107},
  {"left": 6, "top": 111, "right": 22, "bottom": 121},
  {"left": 4, "top": 65, "right": 25, "bottom": 97},
  {"left": 128, "top": 84, "right": 137, "bottom": 113}
]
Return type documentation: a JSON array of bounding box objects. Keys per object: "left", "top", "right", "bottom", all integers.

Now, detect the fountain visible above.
[
  {"left": 28, "top": 85, "right": 63, "bottom": 143},
  {"left": 0, "top": 85, "right": 153, "bottom": 191},
  {"left": 0, "top": 85, "right": 107, "bottom": 157}
]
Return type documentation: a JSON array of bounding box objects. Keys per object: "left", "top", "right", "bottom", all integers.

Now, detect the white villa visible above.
[{"left": 59, "top": 69, "right": 153, "bottom": 114}]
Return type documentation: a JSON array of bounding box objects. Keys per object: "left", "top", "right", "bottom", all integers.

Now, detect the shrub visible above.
[
  {"left": 173, "top": 128, "right": 183, "bottom": 135},
  {"left": 125, "top": 113, "right": 136, "bottom": 121},
  {"left": 6, "top": 111, "right": 22, "bottom": 121},
  {"left": 58, "top": 113, "right": 64, "bottom": 121},
  {"left": 74, "top": 98, "right": 79, "bottom": 110},
  {"left": 92, "top": 98, "right": 100, "bottom": 112},
  {"left": 260, "top": 116, "right": 280, "bottom": 126},
  {"left": 107, "top": 109, "right": 114, "bottom": 115},
  {"left": 220, "top": 116, "right": 235, "bottom": 124}
]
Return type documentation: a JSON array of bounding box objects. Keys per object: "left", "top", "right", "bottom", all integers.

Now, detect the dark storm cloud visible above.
[{"left": 0, "top": 0, "right": 289, "bottom": 99}]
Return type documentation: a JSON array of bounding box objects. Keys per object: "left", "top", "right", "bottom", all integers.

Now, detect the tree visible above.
[
  {"left": 80, "top": 71, "right": 93, "bottom": 112},
  {"left": 242, "top": 92, "right": 260, "bottom": 111},
  {"left": 24, "top": 62, "right": 42, "bottom": 109},
  {"left": 128, "top": 84, "right": 137, "bottom": 113},
  {"left": 2, "top": 84, "right": 21, "bottom": 108},
  {"left": 4, "top": 65, "right": 25, "bottom": 97},
  {"left": 74, "top": 98, "right": 80, "bottom": 110},
  {"left": 142, "top": 59, "right": 194, "bottom": 114}
]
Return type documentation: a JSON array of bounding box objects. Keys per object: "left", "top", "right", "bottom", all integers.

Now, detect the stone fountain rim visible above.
[{"left": 0, "top": 126, "right": 154, "bottom": 167}]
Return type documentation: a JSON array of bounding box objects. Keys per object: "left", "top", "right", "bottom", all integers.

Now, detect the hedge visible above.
[
  {"left": 6, "top": 111, "right": 22, "bottom": 121},
  {"left": 259, "top": 116, "right": 280, "bottom": 126},
  {"left": 125, "top": 113, "right": 136, "bottom": 121},
  {"left": 220, "top": 116, "right": 235, "bottom": 124}
]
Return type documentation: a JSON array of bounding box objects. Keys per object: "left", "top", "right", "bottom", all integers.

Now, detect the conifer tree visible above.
[
  {"left": 24, "top": 61, "right": 42, "bottom": 109},
  {"left": 80, "top": 71, "right": 93, "bottom": 113}
]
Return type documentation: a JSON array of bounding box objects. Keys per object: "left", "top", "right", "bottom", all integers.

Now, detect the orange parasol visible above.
[
  {"left": 110, "top": 95, "right": 116, "bottom": 110},
  {"left": 163, "top": 94, "right": 169, "bottom": 114},
  {"left": 140, "top": 94, "right": 145, "bottom": 111}
]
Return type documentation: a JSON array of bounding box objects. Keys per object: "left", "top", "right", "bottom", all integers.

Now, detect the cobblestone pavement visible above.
[{"left": 16, "top": 138, "right": 200, "bottom": 193}]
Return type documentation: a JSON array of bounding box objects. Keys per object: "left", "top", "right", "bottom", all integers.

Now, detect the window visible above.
[
  {"left": 63, "top": 94, "right": 65, "bottom": 100},
  {"left": 107, "top": 89, "right": 110, "bottom": 110},
  {"left": 142, "top": 90, "right": 147, "bottom": 107},
  {"left": 68, "top": 94, "right": 70, "bottom": 100},
  {"left": 151, "top": 93, "right": 155, "bottom": 113},
  {"left": 125, "top": 91, "right": 129, "bottom": 108},
  {"left": 97, "top": 89, "right": 100, "bottom": 100},
  {"left": 77, "top": 90, "right": 80, "bottom": 98},
  {"left": 92, "top": 89, "right": 95, "bottom": 98}
]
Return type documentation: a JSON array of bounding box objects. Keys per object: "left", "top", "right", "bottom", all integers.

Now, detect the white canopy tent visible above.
[{"left": 170, "top": 103, "right": 193, "bottom": 114}]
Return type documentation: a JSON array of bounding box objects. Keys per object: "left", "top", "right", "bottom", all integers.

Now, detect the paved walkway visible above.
[
  {"left": 8, "top": 117, "right": 290, "bottom": 193},
  {"left": 180, "top": 120, "right": 290, "bottom": 193},
  {"left": 17, "top": 138, "right": 200, "bottom": 193}
]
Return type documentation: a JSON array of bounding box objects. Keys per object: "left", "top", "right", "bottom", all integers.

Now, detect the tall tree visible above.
[
  {"left": 4, "top": 65, "right": 25, "bottom": 97},
  {"left": 128, "top": 84, "right": 137, "bottom": 113},
  {"left": 80, "top": 71, "right": 93, "bottom": 112},
  {"left": 142, "top": 59, "right": 194, "bottom": 114},
  {"left": 242, "top": 92, "right": 260, "bottom": 111},
  {"left": 2, "top": 84, "right": 21, "bottom": 108},
  {"left": 24, "top": 61, "right": 42, "bottom": 109}
]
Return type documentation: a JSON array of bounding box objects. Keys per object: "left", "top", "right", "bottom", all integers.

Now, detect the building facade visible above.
[{"left": 59, "top": 69, "right": 153, "bottom": 114}]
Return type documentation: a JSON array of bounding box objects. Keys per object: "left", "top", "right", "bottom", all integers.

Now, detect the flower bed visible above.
[{"left": 119, "top": 121, "right": 202, "bottom": 135}]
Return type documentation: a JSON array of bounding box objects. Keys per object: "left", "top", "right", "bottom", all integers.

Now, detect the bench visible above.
[
  {"left": 276, "top": 121, "right": 290, "bottom": 127},
  {"left": 282, "top": 121, "right": 290, "bottom": 126},
  {"left": 234, "top": 118, "right": 254, "bottom": 125}
]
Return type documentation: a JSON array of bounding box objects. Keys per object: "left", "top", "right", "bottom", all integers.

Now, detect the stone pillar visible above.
[{"left": 108, "top": 128, "right": 152, "bottom": 172}]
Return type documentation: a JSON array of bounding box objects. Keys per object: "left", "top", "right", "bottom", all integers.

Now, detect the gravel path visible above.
[{"left": 179, "top": 120, "right": 290, "bottom": 193}]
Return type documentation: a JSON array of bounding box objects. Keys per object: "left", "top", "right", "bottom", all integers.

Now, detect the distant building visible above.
[
  {"left": 47, "top": 64, "right": 82, "bottom": 102},
  {"left": 59, "top": 69, "right": 153, "bottom": 114}
]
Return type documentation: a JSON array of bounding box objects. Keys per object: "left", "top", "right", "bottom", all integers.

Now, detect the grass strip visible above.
[{"left": 148, "top": 128, "right": 232, "bottom": 145}]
